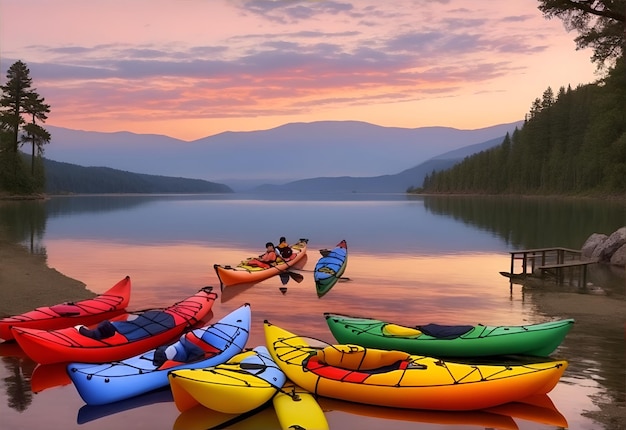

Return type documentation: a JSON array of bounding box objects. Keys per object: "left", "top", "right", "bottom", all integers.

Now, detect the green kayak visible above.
[{"left": 324, "top": 313, "right": 574, "bottom": 357}]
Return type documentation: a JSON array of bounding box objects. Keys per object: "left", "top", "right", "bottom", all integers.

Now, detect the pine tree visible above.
[{"left": 0, "top": 61, "right": 51, "bottom": 193}]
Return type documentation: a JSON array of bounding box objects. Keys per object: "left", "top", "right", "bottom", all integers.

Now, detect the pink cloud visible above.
[{"left": 0, "top": 0, "right": 598, "bottom": 140}]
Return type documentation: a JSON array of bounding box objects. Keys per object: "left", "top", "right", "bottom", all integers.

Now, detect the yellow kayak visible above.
[
  {"left": 273, "top": 381, "right": 329, "bottom": 430},
  {"left": 169, "top": 346, "right": 286, "bottom": 413},
  {"left": 264, "top": 321, "right": 568, "bottom": 411}
]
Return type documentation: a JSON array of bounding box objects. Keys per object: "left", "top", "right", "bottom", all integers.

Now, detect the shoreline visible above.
[{"left": 0, "top": 237, "right": 93, "bottom": 317}]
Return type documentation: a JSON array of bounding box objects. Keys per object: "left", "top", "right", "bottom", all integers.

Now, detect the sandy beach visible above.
[
  {"left": 0, "top": 236, "right": 94, "bottom": 316},
  {"left": 1, "top": 230, "right": 624, "bottom": 429}
]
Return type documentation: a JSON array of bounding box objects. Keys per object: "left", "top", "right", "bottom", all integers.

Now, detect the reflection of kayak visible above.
[
  {"left": 317, "top": 396, "right": 519, "bottom": 430},
  {"left": 30, "top": 362, "right": 72, "bottom": 393},
  {"left": 273, "top": 380, "right": 329, "bottom": 430},
  {"left": 314, "top": 240, "right": 347, "bottom": 298},
  {"left": 169, "top": 345, "right": 286, "bottom": 413},
  {"left": 264, "top": 321, "right": 568, "bottom": 411},
  {"left": 0, "top": 276, "right": 131, "bottom": 341},
  {"left": 173, "top": 402, "right": 279, "bottom": 430},
  {"left": 13, "top": 287, "right": 218, "bottom": 364},
  {"left": 325, "top": 313, "right": 574, "bottom": 357},
  {"left": 0, "top": 341, "right": 29, "bottom": 358},
  {"left": 77, "top": 388, "right": 173, "bottom": 424},
  {"left": 214, "top": 239, "right": 308, "bottom": 288},
  {"left": 68, "top": 304, "right": 250, "bottom": 405},
  {"left": 486, "top": 393, "right": 569, "bottom": 428}
]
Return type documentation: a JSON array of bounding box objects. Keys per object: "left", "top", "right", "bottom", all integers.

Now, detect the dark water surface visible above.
[{"left": 1, "top": 194, "right": 624, "bottom": 429}]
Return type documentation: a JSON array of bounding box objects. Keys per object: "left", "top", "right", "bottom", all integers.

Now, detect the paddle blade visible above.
[{"left": 286, "top": 271, "right": 304, "bottom": 283}]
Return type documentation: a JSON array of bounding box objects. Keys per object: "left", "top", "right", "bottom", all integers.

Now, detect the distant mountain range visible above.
[
  {"left": 256, "top": 136, "right": 506, "bottom": 193},
  {"left": 42, "top": 120, "right": 523, "bottom": 193}
]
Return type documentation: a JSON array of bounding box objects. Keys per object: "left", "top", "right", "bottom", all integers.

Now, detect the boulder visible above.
[
  {"left": 610, "top": 243, "right": 626, "bottom": 266},
  {"left": 590, "top": 227, "right": 626, "bottom": 263},
  {"left": 581, "top": 233, "right": 608, "bottom": 260}
]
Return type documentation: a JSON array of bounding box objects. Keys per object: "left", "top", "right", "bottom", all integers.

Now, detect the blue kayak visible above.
[
  {"left": 314, "top": 240, "right": 348, "bottom": 297},
  {"left": 67, "top": 303, "right": 251, "bottom": 405}
]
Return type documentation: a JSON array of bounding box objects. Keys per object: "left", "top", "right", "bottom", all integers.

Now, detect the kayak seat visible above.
[
  {"left": 113, "top": 310, "right": 176, "bottom": 341},
  {"left": 78, "top": 320, "right": 118, "bottom": 340},
  {"left": 50, "top": 303, "right": 81, "bottom": 316},
  {"left": 306, "top": 354, "right": 410, "bottom": 383},
  {"left": 416, "top": 323, "right": 474, "bottom": 339},
  {"left": 153, "top": 329, "right": 221, "bottom": 367},
  {"left": 382, "top": 324, "right": 422, "bottom": 337},
  {"left": 316, "top": 344, "right": 410, "bottom": 371}
]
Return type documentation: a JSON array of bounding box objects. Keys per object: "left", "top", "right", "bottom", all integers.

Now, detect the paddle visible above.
[
  {"left": 284, "top": 270, "right": 304, "bottom": 283},
  {"left": 289, "top": 267, "right": 351, "bottom": 281}
]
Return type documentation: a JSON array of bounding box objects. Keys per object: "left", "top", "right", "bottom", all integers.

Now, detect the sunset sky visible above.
[{"left": 1, "top": 0, "right": 599, "bottom": 141}]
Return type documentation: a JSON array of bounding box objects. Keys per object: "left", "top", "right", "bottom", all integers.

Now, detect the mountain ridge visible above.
[{"left": 43, "top": 120, "right": 523, "bottom": 191}]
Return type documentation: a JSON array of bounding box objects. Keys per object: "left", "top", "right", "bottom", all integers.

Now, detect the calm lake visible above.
[{"left": 1, "top": 194, "right": 624, "bottom": 430}]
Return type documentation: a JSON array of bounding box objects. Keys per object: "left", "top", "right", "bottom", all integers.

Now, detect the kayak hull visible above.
[
  {"left": 68, "top": 304, "right": 251, "bottom": 405},
  {"left": 0, "top": 276, "right": 131, "bottom": 341},
  {"left": 264, "top": 321, "right": 568, "bottom": 411},
  {"left": 314, "top": 240, "right": 347, "bottom": 297},
  {"left": 214, "top": 239, "right": 308, "bottom": 288},
  {"left": 273, "top": 381, "right": 329, "bottom": 430},
  {"left": 13, "top": 287, "right": 217, "bottom": 364},
  {"left": 325, "top": 313, "right": 574, "bottom": 357},
  {"left": 169, "top": 345, "right": 286, "bottom": 413}
]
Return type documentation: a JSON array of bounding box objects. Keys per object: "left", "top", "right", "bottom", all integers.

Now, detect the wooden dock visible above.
[{"left": 505, "top": 247, "right": 596, "bottom": 287}]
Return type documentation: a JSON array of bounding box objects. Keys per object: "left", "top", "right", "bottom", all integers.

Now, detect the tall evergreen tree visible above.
[
  {"left": 0, "top": 61, "right": 33, "bottom": 152},
  {"left": 22, "top": 92, "right": 51, "bottom": 175},
  {"left": 0, "top": 60, "right": 51, "bottom": 193}
]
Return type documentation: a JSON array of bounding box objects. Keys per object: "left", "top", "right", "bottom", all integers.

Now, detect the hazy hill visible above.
[
  {"left": 43, "top": 158, "right": 233, "bottom": 194},
  {"left": 43, "top": 120, "right": 523, "bottom": 190},
  {"left": 254, "top": 136, "right": 506, "bottom": 193}
]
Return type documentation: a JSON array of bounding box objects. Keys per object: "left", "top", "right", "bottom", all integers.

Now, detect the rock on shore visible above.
[{"left": 581, "top": 226, "right": 626, "bottom": 266}]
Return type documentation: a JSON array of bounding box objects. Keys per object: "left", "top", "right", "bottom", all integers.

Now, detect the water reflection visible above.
[
  {"left": 77, "top": 388, "right": 173, "bottom": 425},
  {"left": 0, "top": 200, "right": 47, "bottom": 254},
  {"left": 423, "top": 195, "right": 626, "bottom": 249},
  {"left": 0, "top": 345, "right": 36, "bottom": 412},
  {"left": 173, "top": 402, "right": 280, "bottom": 430},
  {"left": 0, "top": 195, "right": 623, "bottom": 429},
  {"left": 519, "top": 282, "right": 626, "bottom": 422}
]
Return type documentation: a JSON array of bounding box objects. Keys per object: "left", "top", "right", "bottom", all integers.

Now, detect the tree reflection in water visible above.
[{"left": 2, "top": 355, "right": 36, "bottom": 412}]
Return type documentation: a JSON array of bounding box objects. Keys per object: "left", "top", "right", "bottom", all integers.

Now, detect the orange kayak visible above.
[
  {"left": 12, "top": 286, "right": 217, "bottom": 364},
  {"left": 0, "top": 276, "right": 131, "bottom": 341},
  {"left": 214, "top": 239, "right": 308, "bottom": 288}
]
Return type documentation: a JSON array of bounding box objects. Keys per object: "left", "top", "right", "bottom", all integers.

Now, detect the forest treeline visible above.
[
  {"left": 43, "top": 156, "right": 233, "bottom": 195},
  {"left": 413, "top": 56, "right": 625, "bottom": 197}
]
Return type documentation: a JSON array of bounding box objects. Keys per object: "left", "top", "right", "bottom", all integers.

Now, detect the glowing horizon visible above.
[{"left": 0, "top": 0, "right": 599, "bottom": 141}]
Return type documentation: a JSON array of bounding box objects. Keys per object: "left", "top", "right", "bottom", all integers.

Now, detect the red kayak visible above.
[
  {"left": 12, "top": 286, "right": 217, "bottom": 364},
  {"left": 0, "top": 276, "right": 131, "bottom": 341}
]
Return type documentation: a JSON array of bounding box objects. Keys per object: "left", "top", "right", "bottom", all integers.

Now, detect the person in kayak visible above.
[
  {"left": 246, "top": 242, "right": 278, "bottom": 268},
  {"left": 276, "top": 236, "right": 293, "bottom": 260}
]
